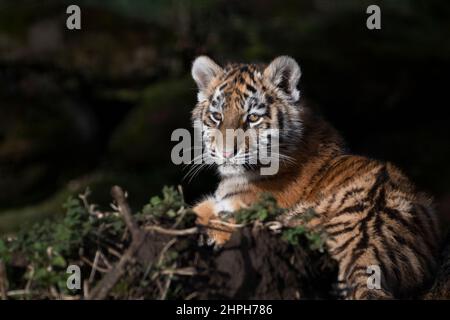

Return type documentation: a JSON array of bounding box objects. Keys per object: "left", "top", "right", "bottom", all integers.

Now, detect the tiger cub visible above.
[{"left": 190, "top": 55, "right": 441, "bottom": 299}]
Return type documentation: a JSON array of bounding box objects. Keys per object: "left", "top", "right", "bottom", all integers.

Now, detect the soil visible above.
[{"left": 129, "top": 225, "right": 338, "bottom": 300}]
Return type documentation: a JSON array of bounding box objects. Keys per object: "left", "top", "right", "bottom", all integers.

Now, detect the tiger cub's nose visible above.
[{"left": 223, "top": 151, "right": 233, "bottom": 158}]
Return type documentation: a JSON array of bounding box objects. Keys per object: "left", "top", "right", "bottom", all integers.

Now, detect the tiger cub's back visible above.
[{"left": 284, "top": 155, "right": 441, "bottom": 298}]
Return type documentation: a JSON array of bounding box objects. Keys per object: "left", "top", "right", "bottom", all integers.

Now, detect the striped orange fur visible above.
[{"left": 189, "top": 56, "right": 442, "bottom": 299}]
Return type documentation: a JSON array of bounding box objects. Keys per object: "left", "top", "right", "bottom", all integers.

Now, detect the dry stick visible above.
[
  {"left": 88, "top": 186, "right": 145, "bottom": 300},
  {"left": 81, "top": 256, "right": 109, "bottom": 273},
  {"left": 83, "top": 280, "right": 90, "bottom": 299},
  {"left": 265, "top": 221, "right": 283, "bottom": 230},
  {"left": 106, "top": 246, "right": 122, "bottom": 259},
  {"left": 159, "top": 263, "right": 175, "bottom": 300},
  {"left": 111, "top": 186, "right": 140, "bottom": 240},
  {"left": 145, "top": 225, "right": 199, "bottom": 236},
  {"left": 209, "top": 219, "right": 245, "bottom": 228},
  {"left": 0, "top": 260, "right": 8, "bottom": 300},
  {"left": 89, "top": 251, "right": 101, "bottom": 283},
  {"left": 150, "top": 238, "right": 178, "bottom": 282},
  {"left": 6, "top": 290, "right": 31, "bottom": 297},
  {"left": 89, "top": 186, "right": 199, "bottom": 300},
  {"left": 184, "top": 291, "right": 199, "bottom": 300},
  {"left": 79, "top": 188, "right": 103, "bottom": 218},
  {"left": 88, "top": 242, "right": 142, "bottom": 300},
  {"left": 157, "top": 238, "right": 177, "bottom": 266},
  {"left": 99, "top": 251, "right": 113, "bottom": 269},
  {"left": 24, "top": 265, "right": 34, "bottom": 293},
  {"left": 171, "top": 185, "right": 187, "bottom": 229},
  {"left": 50, "top": 286, "right": 60, "bottom": 299},
  {"left": 160, "top": 267, "right": 197, "bottom": 276}
]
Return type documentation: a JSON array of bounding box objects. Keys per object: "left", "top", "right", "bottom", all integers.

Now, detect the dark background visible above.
[{"left": 0, "top": 0, "right": 449, "bottom": 234}]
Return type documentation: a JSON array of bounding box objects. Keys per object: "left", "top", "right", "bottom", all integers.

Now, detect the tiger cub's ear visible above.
[
  {"left": 191, "top": 56, "right": 223, "bottom": 101},
  {"left": 264, "top": 56, "right": 302, "bottom": 101}
]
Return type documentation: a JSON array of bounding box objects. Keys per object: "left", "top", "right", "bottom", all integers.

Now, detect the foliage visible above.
[
  {"left": 234, "top": 193, "right": 285, "bottom": 224},
  {"left": 0, "top": 186, "right": 329, "bottom": 299},
  {"left": 281, "top": 208, "right": 327, "bottom": 252},
  {"left": 141, "top": 186, "right": 185, "bottom": 219},
  {"left": 234, "top": 195, "right": 327, "bottom": 252},
  {"left": 0, "top": 197, "right": 91, "bottom": 294}
]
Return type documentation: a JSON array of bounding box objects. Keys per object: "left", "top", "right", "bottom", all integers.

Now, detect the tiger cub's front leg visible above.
[{"left": 192, "top": 196, "right": 242, "bottom": 246}]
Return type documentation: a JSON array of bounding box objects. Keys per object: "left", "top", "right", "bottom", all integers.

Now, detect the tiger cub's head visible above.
[{"left": 191, "top": 56, "right": 303, "bottom": 176}]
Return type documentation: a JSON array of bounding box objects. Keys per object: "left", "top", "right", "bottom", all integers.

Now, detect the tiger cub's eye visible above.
[
  {"left": 248, "top": 114, "right": 260, "bottom": 122},
  {"left": 211, "top": 112, "right": 222, "bottom": 122}
]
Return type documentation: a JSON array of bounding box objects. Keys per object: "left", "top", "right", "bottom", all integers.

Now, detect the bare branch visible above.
[
  {"left": 111, "top": 186, "right": 140, "bottom": 239},
  {"left": 88, "top": 186, "right": 147, "bottom": 300},
  {"left": 0, "top": 260, "right": 8, "bottom": 300},
  {"left": 145, "top": 225, "right": 199, "bottom": 236}
]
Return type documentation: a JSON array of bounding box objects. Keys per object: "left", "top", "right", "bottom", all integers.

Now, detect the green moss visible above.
[
  {"left": 108, "top": 77, "right": 196, "bottom": 168},
  {"left": 0, "top": 188, "right": 73, "bottom": 235}
]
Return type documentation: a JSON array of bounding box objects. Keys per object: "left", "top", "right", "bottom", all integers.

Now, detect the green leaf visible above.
[{"left": 51, "top": 255, "right": 67, "bottom": 268}]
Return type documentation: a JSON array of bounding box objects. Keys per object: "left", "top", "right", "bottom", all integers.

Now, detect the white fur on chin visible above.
[{"left": 218, "top": 164, "right": 246, "bottom": 176}]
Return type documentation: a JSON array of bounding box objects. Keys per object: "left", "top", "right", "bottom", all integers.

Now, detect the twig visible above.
[
  {"left": 88, "top": 231, "right": 143, "bottom": 300},
  {"left": 50, "top": 286, "right": 60, "bottom": 299},
  {"left": 160, "top": 267, "right": 197, "bottom": 276},
  {"left": 264, "top": 221, "right": 283, "bottom": 231},
  {"left": 61, "top": 294, "right": 82, "bottom": 300},
  {"left": 151, "top": 238, "right": 178, "bottom": 282},
  {"left": 172, "top": 207, "right": 187, "bottom": 229},
  {"left": 83, "top": 280, "right": 90, "bottom": 299},
  {"left": 99, "top": 251, "right": 113, "bottom": 269},
  {"left": 80, "top": 256, "right": 109, "bottom": 273},
  {"left": 106, "top": 246, "right": 123, "bottom": 259},
  {"left": 79, "top": 188, "right": 103, "bottom": 218},
  {"left": 0, "top": 260, "right": 8, "bottom": 300},
  {"left": 184, "top": 291, "right": 199, "bottom": 300},
  {"left": 159, "top": 263, "right": 175, "bottom": 300},
  {"left": 111, "top": 186, "right": 140, "bottom": 240},
  {"left": 89, "top": 251, "right": 101, "bottom": 283},
  {"left": 89, "top": 186, "right": 199, "bottom": 300},
  {"left": 157, "top": 238, "right": 177, "bottom": 266},
  {"left": 171, "top": 185, "right": 187, "bottom": 228},
  {"left": 209, "top": 219, "right": 245, "bottom": 228},
  {"left": 145, "top": 225, "right": 199, "bottom": 236},
  {"left": 6, "top": 290, "right": 32, "bottom": 297},
  {"left": 24, "top": 265, "right": 34, "bottom": 293},
  {"left": 88, "top": 186, "right": 145, "bottom": 300}
]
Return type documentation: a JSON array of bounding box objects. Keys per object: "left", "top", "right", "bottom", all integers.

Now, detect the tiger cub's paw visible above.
[{"left": 193, "top": 200, "right": 234, "bottom": 248}]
